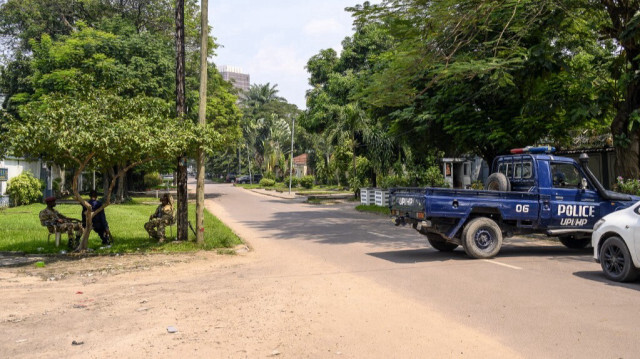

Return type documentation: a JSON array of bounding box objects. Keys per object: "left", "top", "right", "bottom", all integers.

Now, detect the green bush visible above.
[
  {"left": 259, "top": 178, "right": 276, "bottom": 187},
  {"left": 283, "top": 176, "right": 299, "bottom": 187},
  {"left": 6, "top": 171, "right": 43, "bottom": 206},
  {"left": 422, "top": 165, "right": 448, "bottom": 187},
  {"left": 143, "top": 172, "right": 163, "bottom": 188},
  {"left": 470, "top": 180, "right": 484, "bottom": 190},
  {"left": 263, "top": 171, "right": 276, "bottom": 180},
  {"left": 615, "top": 176, "right": 640, "bottom": 195},
  {"left": 378, "top": 175, "right": 409, "bottom": 189},
  {"left": 300, "top": 175, "right": 314, "bottom": 189}
]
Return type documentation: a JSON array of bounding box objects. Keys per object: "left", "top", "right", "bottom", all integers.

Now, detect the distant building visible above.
[
  {"left": 292, "top": 154, "right": 309, "bottom": 178},
  {"left": 219, "top": 65, "right": 250, "bottom": 95}
]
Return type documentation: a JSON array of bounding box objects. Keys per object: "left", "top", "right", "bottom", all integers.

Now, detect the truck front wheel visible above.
[
  {"left": 461, "top": 217, "right": 503, "bottom": 259},
  {"left": 425, "top": 233, "right": 458, "bottom": 252},
  {"left": 559, "top": 235, "right": 591, "bottom": 249}
]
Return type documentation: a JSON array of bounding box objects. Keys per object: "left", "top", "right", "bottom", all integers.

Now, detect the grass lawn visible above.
[
  {"left": 355, "top": 204, "right": 391, "bottom": 216},
  {"left": 0, "top": 200, "right": 242, "bottom": 255}
]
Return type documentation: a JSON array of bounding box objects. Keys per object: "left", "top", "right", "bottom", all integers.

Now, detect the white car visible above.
[{"left": 592, "top": 202, "right": 640, "bottom": 282}]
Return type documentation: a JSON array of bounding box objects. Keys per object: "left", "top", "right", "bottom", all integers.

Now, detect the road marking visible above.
[
  {"left": 368, "top": 231, "right": 394, "bottom": 238},
  {"left": 483, "top": 259, "right": 522, "bottom": 270}
]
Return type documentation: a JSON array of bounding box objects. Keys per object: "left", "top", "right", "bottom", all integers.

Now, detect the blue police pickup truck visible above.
[{"left": 390, "top": 147, "right": 639, "bottom": 259}]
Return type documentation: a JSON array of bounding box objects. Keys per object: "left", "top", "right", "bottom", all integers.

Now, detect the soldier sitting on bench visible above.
[{"left": 39, "top": 197, "right": 83, "bottom": 250}]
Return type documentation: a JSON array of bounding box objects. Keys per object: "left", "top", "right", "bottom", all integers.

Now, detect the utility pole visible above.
[
  {"left": 195, "top": 0, "right": 208, "bottom": 244},
  {"left": 289, "top": 116, "right": 295, "bottom": 194},
  {"left": 175, "top": 0, "right": 188, "bottom": 241},
  {"left": 247, "top": 144, "right": 252, "bottom": 184}
]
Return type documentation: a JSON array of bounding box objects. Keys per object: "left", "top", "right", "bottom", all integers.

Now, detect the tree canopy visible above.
[
  {"left": 301, "top": 0, "right": 640, "bottom": 187},
  {"left": 0, "top": 0, "right": 240, "bottom": 249}
]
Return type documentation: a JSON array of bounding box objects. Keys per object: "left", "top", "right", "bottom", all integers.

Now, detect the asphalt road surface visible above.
[{"left": 206, "top": 182, "right": 640, "bottom": 358}]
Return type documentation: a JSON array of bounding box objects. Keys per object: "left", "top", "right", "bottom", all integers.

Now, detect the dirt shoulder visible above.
[{"left": 0, "top": 196, "right": 520, "bottom": 358}]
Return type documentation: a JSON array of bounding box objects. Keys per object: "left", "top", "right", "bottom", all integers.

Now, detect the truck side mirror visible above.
[{"left": 580, "top": 177, "right": 588, "bottom": 190}]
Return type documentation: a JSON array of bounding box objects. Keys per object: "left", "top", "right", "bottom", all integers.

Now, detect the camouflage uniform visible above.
[
  {"left": 39, "top": 207, "right": 83, "bottom": 248},
  {"left": 144, "top": 203, "right": 174, "bottom": 241}
]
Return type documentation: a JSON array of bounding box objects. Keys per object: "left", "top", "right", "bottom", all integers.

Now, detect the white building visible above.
[{"left": 0, "top": 156, "right": 63, "bottom": 206}]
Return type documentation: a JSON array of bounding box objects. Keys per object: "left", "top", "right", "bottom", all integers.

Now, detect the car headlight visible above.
[{"left": 593, "top": 218, "right": 605, "bottom": 232}]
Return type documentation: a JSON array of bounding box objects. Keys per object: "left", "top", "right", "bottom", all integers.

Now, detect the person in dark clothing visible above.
[{"left": 82, "top": 190, "right": 112, "bottom": 246}]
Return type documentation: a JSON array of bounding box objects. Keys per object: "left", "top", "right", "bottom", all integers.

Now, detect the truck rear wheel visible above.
[
  {"left": 485, "top": 173, "right": 510, "bottom": 191},
  {"left": 559, "top": 235, "right": 591, "bottom": 249},
  {"left": 425, "top": 233, "right": 458, "bottom": 252},
  {"left": 461, "top": 217, "right": 503, "bottom": 259}
]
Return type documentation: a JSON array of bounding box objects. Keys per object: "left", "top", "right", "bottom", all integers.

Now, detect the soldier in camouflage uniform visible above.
[
  {"left": 39, "top": 197, "right": 83, "bottom": 249},
  {"left": 144, "top": 194, "right": 174, "bottom": 243}
]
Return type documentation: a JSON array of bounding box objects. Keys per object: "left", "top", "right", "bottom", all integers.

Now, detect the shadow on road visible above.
[
  {"left": 236, "top": 202, "right": 427, "bottom": 248},
  {"left": 368, "top": 244, "right": 593, "bottom": 264},
  {"left": 221, "top": 191, "right": 599, "bottom": 262},
  {"left": 368, "top": 248, "right": 468, "bottom": 263},
  {"left": 204, "top": 193, "right": 223, "bottom": 199},
  {"left": 573, "top": 271, "right": 640, "bottom": 291},
  {"left": 0, "top": 254, "right": 89, "bottom": 268}
]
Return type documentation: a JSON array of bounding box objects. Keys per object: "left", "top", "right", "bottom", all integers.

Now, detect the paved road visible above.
[{"left": 205, "top": 182, "right": 640, "bottom": 358}]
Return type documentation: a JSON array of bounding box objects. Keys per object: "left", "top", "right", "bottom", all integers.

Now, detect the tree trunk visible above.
[
  {"left": 102, "top": 168, "right": 109, "bottom": 199},
  {"left": 601, "top": 1, "right": 640, "bottom": 179},
  {"left": 116, "top": 165, "right": 125, "bottom": 203},
  {"left": 196, "top": 0, "right": 208, "bottom": 244},
  {"left": 175, "top": 0, "right": 188, "bottom": 241},
  {"left": 611, "top": 104, "right": 640, "bottom": 179}
]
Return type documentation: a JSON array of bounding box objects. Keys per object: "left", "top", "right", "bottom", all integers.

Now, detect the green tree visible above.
[
  {"left": 238, "top": 83, "right": 299, "bottom": 177},
  {"left": 348, "top": 0, "right": 614, "bottom": 165},
  {"left": 304, "top": 21, "right": 396, "bottom": 188},
  {"left": 1, "top": 90, "right": 201, "bottom": 250},
  {"left": 0, "top": 18, "right": 236, "bottom": 250}
]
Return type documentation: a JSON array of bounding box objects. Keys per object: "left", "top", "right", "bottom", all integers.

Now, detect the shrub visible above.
[
  {"left": 283, "top": 176, "right": 299, "bottom": 187},
  {"left": 6, "top": 171, "right": 43, "bottom": 206},
  {"left": 263, "top": 171, "right": 276, "bottom": 180},
  {"left": 143, "top": 172, "right": 163, "bottom": 188},
  {"left": 378, "top": 175, "right": 409, "bottom": 189},
  {"left": 470, "top": 180, "right": 484, "bottom": 190},
  {"left": 300, "top": 175, "right": 314, "bottom": 189},
  {"left": 259, "top": 178, "right": 276, "bottom": 187},
  {"left": 615, "top": 176, "right": 640, "bottom": 195}
]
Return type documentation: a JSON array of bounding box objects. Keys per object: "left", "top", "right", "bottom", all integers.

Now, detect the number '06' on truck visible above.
[{"left": 390, "top": 150, "right": 639, "bottom": 259}]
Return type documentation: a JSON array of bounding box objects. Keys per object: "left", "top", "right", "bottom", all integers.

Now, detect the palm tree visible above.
[{"left": 244, "top": 83, "right": 283, "bottom": 107}]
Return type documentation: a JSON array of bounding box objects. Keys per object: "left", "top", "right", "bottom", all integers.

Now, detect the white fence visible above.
[
  {"left": 374, "top": 189, "right": 389, "bottom": 207},
  {"left": 360, "top": 188, "right": 375, "bottom": 205},
  {"left": 360, "top": 188, "right": 389, "bottom": 206}
]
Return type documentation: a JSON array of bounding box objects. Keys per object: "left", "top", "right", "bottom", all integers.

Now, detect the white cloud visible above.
[
  {"left": 249, "top": 46, "right": 307, "bottom": 78},
  {"left": 303, "top": 18, "right": 347, "bottom": 36}
]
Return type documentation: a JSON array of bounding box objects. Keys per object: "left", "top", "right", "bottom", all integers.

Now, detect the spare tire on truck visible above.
[{"left": 485, "top": 172, "right": 510, "bottom": 191}]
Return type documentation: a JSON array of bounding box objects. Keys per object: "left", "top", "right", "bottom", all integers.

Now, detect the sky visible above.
[{"left": 209, "top": 0, "right": 368, "bottom": 109}]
